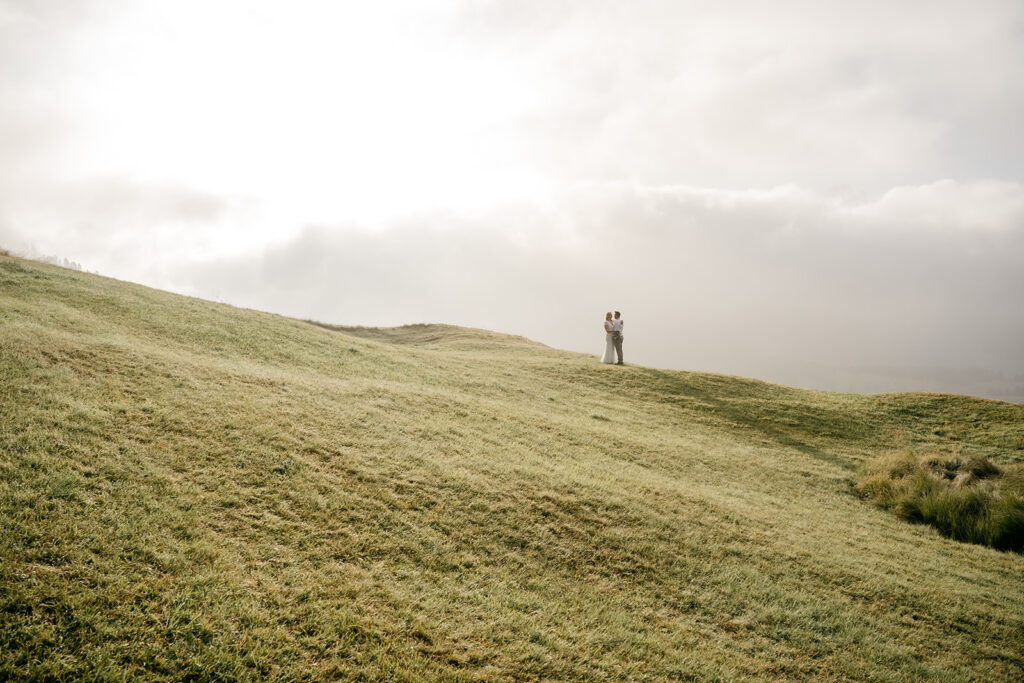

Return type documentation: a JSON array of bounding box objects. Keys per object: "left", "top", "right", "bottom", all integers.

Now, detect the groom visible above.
[{"left": 611, "top": 311, "right": 624, "bottom": 365}]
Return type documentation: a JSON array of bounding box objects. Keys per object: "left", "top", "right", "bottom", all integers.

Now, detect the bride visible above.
[{"left": 601, "top": 312, "right": 615, "bottom": 363}]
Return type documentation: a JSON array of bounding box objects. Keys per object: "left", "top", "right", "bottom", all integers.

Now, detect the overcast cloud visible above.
[{"left": 2, "top": 0, "right": 1022, "bottom": 401}]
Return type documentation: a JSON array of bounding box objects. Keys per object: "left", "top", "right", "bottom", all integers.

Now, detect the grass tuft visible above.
[{"left": 857, "top": 451, "right": 1024, "bottom": 551}]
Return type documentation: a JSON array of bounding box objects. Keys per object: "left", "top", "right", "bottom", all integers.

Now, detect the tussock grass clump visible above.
[{"left": 858, "top": 452, "right": 1024, "bottom": 551}]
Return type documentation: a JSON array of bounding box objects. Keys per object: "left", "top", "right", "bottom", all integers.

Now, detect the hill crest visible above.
[{"left": 2, "top": 253, "right": 1022, "bottom": 680}]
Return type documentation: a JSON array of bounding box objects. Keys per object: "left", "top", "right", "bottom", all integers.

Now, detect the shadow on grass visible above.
[{"left": 637, "top": 368, "right": 860, "bottom": 473}]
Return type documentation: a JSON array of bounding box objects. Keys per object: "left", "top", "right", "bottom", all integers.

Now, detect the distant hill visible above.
[{"left": 2, "top": 253, "right": 1022, "bottom": 680}]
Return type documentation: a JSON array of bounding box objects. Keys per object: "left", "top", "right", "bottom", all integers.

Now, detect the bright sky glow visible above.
[{"left": 60, "top": 1, "right": 549, "bottom": 233}]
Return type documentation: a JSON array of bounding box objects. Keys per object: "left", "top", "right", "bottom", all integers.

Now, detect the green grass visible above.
[{"left": 1, "top": 253, "right": 1023, "bottom": 681}]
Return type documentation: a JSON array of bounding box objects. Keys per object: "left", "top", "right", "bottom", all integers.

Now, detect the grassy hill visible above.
[{"left": 1, "top": 253, "right": 1022, "bottom": 681}]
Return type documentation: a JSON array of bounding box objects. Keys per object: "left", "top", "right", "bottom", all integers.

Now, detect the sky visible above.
[{"left": 2, "top": 0, "right": 1023, "bottom": 401}]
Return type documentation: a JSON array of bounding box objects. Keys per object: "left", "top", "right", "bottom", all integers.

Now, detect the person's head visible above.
[
  {"left": 605, "top": 312, "right": 612, "bottom": 320},
  {"left": 614, "top": 311, "right": 621, "bottom": 319}
]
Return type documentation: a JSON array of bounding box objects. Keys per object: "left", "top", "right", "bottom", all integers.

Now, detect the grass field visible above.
[{"left": 2, "top": 253, "right": 1023, "bottom": 681}]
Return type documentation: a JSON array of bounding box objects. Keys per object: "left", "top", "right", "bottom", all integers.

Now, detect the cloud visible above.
[
  {"left": 0, "top": 177, "right": 241, "bottom": 274},
  {"left": 45, "top": 177, "right": 229, "bottom": 225},
  {"left": 159, "top": 180, "right": 1024, "bottom": 400},
  {"left": 845, "top": 180, "right": 1024, "bottom": 233},
  {"left": 451, "top": 0, "right": 1024, "bottom": 190},
  {"left": 7, "top": 0, "right": 1021, "bottom": 213},
  {"left": 0, "top": 0, "right": 127, "bottom": 168}
]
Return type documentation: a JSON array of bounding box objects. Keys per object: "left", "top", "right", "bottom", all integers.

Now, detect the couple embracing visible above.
[{"left": 601, "top": 311, "right": 624, "bottom": 365}]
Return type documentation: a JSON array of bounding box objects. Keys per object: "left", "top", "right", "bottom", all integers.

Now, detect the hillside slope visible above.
[{"left": 2, "top": 254, "right": 1022, "bottom": 681}]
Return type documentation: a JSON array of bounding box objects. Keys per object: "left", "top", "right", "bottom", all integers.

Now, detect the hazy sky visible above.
[{"left": 2, "top": 0, "right": 1023, "bottom": 400}]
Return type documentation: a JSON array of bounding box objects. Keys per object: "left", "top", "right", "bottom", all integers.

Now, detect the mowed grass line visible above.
[{"left": 2, "top": 254, "right": 1023, "bottom": 680}]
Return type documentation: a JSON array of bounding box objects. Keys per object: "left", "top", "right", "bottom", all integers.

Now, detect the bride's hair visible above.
[{"left": 605, "top": 312, "right": 612, "bottom": 318}]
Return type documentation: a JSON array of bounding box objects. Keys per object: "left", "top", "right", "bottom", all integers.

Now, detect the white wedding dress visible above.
[{"left": 601, "top": 323, "right": 615, "bottom": 363}]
